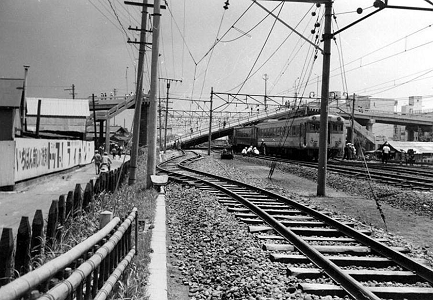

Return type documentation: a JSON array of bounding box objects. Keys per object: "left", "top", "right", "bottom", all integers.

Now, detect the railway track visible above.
[
  {"left": 256, "top": 155, "right": 433, "bottom": 191},
  {"left": 158, "top": 151, "right": 433, "bottom": 300}
]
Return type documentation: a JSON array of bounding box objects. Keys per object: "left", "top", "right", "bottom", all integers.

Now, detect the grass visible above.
[{"left": 35, "top": 150, "right": 158, "bottom": 299}]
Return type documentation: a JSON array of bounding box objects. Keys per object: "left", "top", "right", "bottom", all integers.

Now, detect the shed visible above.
[
  {"left": 0, "top": 78, "right": 24, "bottom": 140},
  {"left": 377, "top": 141, "right": 433, "bottom": 163},
  {"left": 377, "top": 141, "right": 433, "bottom": 154},
  {"left": 26, "top": 97, "right": 89, "bottom": 133}
]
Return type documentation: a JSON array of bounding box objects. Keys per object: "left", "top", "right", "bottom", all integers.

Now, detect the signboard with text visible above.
[{"left": 14, "top": 138, "right": 94, "bottom": 182}]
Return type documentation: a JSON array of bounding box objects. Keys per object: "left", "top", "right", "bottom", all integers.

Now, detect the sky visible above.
[{"left": 2, "top": 0, "right": 433, "bottom": 129}]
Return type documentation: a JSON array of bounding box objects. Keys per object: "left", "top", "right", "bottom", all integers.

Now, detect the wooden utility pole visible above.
[
  {"left": 126, "top": 0, "right": 149, "bottom": 185},
  {"left": 146, "top": 0, "right": 162, "bottom": 188},
  {"left": 21, "top": 65, "right": 30, "bottom": 132},
  {"left": 65, "top": 84, "right": 76, "bottom": 99},
  {"left": 159, "top": 77, "right": 182, "bottom": 153},
  {"left": 316, "top": 1, "right": 333, "bottom": 197},
  {"left": 92, "top": 94, "right": 98, "bottom": 150}
]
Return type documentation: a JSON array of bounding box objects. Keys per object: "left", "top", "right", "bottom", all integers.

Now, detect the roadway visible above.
[{"left": 0, "top": 156, "right": 129, "bottom": 235}]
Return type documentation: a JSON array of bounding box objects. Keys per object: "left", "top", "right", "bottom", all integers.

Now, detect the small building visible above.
[
  {"left": 377, "top": 141, "right": 433, "bottom": 163},
  {"left": 26, "top": 97, "right": 90, "bottom": 138},
  {"left": 0, "top": 78, "right": 25, "bottom": 140},
  {"left": 110, "top": 126, "right": 131, "bottom": 148}
]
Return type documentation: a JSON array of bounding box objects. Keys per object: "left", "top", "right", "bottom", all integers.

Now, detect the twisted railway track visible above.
[{"left": 158, "top": 151, "right": 433, "bottom": 300}]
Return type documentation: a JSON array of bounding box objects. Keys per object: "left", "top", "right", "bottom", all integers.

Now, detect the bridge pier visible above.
[{"left": 366, "top": 119, "right": 375, "bottom": 132}]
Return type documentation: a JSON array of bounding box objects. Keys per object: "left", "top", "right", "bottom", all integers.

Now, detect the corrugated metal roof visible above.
[
  {"left": 26, "top": 97, "right": 89, "bottom": 117},
  {"left": 381, "top": 141, "right": 433, "bottom": 154}
]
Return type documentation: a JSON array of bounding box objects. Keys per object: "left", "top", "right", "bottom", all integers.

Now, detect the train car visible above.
[
  {"left": 231, "top": 125, "right": 258, "bottom": 152},
  {"left": 254, "top": 114, "right": 345, "bottom": 160}
]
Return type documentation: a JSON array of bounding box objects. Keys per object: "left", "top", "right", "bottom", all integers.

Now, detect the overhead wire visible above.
[
  {"left": 198, "top": 11, "right": 227, "bottom": 99},
  {"left": 332, "top": 10, "right": 349, "bottom": 95}
]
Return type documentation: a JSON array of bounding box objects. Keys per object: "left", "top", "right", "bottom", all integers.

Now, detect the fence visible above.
[{"left": 0, "top": 160, "right": 136, "bottom": 300}]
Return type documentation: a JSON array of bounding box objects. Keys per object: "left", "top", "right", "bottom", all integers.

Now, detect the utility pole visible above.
[
  {"left": 92, "top": 94, "right": 98, "bottom": 150},
  {"left": 126, "top": 0, "right": 149, "bottom": 185},
  {"left": 316, "top": 1, "right": 332, "bottom": 197},
  {"left": 263, "top": 74, "right": 268, "bottom": 110},
  {"left": 126, "top": 67, "right": 129, "bottom": 95},
  {"left": 65, "top": 84, "right": 76, "bottom": 99},
  {"left": 159, "top": 77, "right": 182, "bottom": 153},
  {"left": 351, "top": 93, "right": 355, "bottom": 145},
  {"left": 146, "top": 0, "right": 162, "bottom": 188},
  {"left": 158, "top": 96, "right": 163, "bottom": 149},
  {"left": 208, "top": 88, "right": 213, "bottom": 156},
  {"left": 21, "top": 65, "right": 30, "bottom": 132}
]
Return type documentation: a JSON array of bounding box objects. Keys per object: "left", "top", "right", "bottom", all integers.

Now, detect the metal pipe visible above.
[
  {"left": 37, "top": 208, "right": 137, "bottom": 300},
  {"left": 0, "top": 218, "right": 120, "bottom": 300}
]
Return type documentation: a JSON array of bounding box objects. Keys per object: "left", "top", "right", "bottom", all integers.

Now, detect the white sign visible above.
[{"left": 14, "top": 138, "right": 94, "bottom": 182}]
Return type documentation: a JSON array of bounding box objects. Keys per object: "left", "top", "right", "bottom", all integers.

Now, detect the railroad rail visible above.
[
  {"left": 158, "top": 151, "right": 433, "bottom": 300},
  {"left": 256, "top": 155, "right": 433, "bottom": 191}
]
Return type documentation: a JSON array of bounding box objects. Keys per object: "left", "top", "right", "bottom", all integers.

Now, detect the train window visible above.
[
  {"left": 308, "top": 122, "right": 320, "bottom": 132},
  {"left": 331, "top": 123, "right": 343, "bottom": 132}
]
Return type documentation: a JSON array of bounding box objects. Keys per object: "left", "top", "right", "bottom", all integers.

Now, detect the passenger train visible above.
[{"left": 232, "top": 114, "right": 346, "bottom": 160}]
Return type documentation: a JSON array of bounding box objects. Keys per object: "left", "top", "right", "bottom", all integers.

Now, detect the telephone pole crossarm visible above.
[{"left": 124, "top": 1, "right": 166, "bottom": 9}]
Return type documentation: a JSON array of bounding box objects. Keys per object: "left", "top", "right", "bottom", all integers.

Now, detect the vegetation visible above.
[{"left": 40, "top": 151, "right": 157, "bottom": 299}]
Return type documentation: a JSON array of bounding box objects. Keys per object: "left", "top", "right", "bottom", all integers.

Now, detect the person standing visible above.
[
  {"left": 101, "top": 152, "right": 112, "bottom": 171},
  {"left": 343, "top": 142, "right": 350, "bottom": 160},
  {"left": 382, "top": 143, "right": 391, "bottom": 164},
  {"left": 91, "top": 150, "right": 102, "bottom": 174},
  {"left": 260, "top": 139, "right": 267, "bottom": 155}
]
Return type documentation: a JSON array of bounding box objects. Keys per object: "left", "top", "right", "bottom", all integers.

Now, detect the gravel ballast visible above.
[{"left": 165, "top": 152, "right": 433, "bottom": 300}]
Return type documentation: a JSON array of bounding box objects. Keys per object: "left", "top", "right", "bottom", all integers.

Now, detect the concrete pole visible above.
[
  {"left": 146, "top": 0, "right": 162, "bottom": 188},
  {"left": 263, "top": 74, "right": 268, "bottom": 110},
  {"left": 316, "top": 1, "right": 333, "bottom": 197},
  {"left": 351, "top": 93, "right": 355, "bottom": 144},
  {"left": 92, "top": 94, "right": 98, "bottom": 150},
  {"left": 208, "top": 88, "right": 214, "bottom": 156},
  {"left": 105, "top": 115, "right": 110, "bottom": 152},
  {"left": 129, "top": 0, "right": 148, "bottom": 185},
  {"left": 159, "top": 97, "right": 163, "bottom": 150},
  {"left": 164, "top": 81, "right": 170, "bottom": 153}
]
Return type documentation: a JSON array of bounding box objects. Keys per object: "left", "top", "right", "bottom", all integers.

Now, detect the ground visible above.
[{"left": 165, "top": 153, "right": 433, "bottom": 300}]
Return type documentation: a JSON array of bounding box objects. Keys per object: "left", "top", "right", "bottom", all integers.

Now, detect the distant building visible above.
[
  {"left": 353, "top": 95, "right": 397, "bottom": 112},
  {"left": 351, "top": 95, "right": 397, "bottom": 144},
  {"left": 401, "top": 96, "right": 423, "bottom": 114}
]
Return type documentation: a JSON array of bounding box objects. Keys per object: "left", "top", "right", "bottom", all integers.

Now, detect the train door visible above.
[{"left": 300, "top": 123, "right": 306, "bottom": 146}]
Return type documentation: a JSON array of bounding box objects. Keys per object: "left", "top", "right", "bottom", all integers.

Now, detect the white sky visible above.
[{"left": 2, "top": 0, "right": 433, "bottom": 128}]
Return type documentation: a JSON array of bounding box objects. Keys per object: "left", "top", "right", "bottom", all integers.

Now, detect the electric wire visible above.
[
  {"left": 230, "top": 3, "right": 285, "bottom": 98},
  {"left": 165, "top": 2, "right": 198, "bottom": 65},
  {"left": 198, "top": 11, "right": 226, "bottom": 100},
  {"left": 333, "top": 11, "right": 349, "bottom": 95}
]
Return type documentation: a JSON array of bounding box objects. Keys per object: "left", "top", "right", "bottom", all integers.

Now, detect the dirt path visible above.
[{"left": 0, "top": 156, "right": 128, "bottom": 234}]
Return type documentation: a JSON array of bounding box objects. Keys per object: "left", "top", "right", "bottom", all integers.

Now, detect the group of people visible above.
[
  {"left": 91, "top": 150, "right": 112, "bottom": 175},
  {"left": 343, "top": 142, "right": 357, "bottom": 160},
  {"left": 241, "top": 145, "right": 260, "bottom": 156},
  {"left": 111, "top": 145, "right": 123, "bottom": 159}
]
